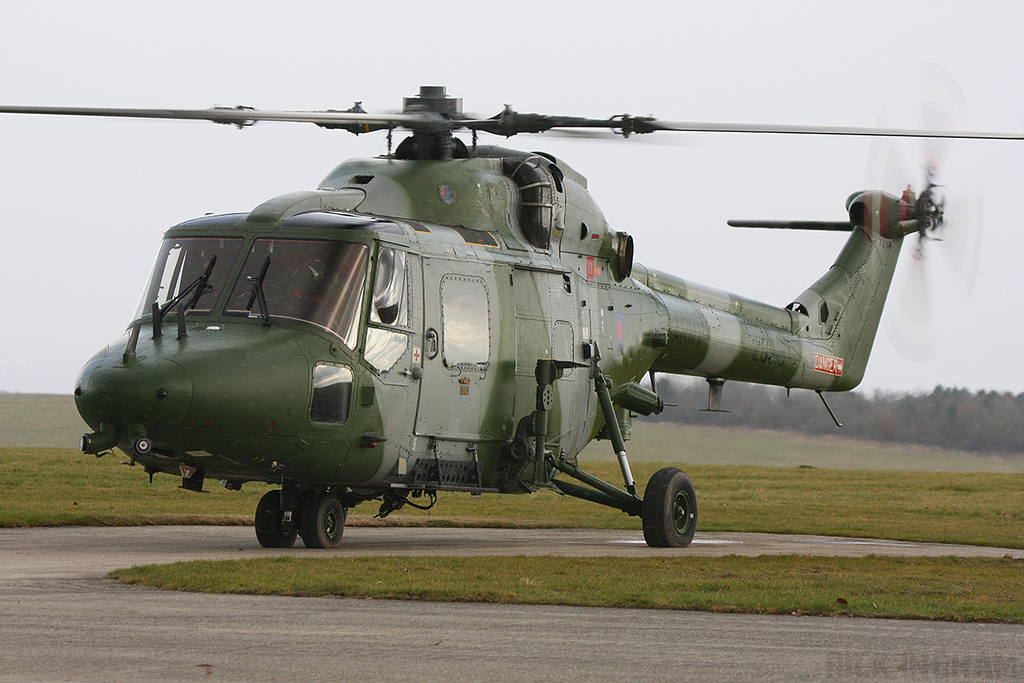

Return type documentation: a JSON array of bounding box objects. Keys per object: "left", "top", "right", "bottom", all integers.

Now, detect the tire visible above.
[
  {"left": 299, "top": 493, "right": 346, "bottom": 548},
  {"left": 254, "top": 490, "right": 298, "bottom": 548},
  {"left": 642, "top": 467, "right": 697, "bottom": 548}
]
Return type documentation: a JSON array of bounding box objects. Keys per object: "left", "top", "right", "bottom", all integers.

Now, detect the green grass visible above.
[
  {"left": 6, "top": 442, "right": 1021, "bottom": 623},
  {"left": 0, "top": 447, "right": 258, "bottom": 526},
  {"left": 0, "top": 394, "right": 86, "bottom": 448},
  {"left": 3, "top": 447, "right": 1022, "bottom": 549},
  {"left": 111, "top": 554, "right": 1024, "bottom": 623},
  {"left": 584, "top": 421, "right": 1024, "bottom": 473}
]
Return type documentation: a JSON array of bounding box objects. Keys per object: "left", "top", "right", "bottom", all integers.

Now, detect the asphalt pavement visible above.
[{"left": 1, "top": 526, "right": 1022, "bottom": 682}]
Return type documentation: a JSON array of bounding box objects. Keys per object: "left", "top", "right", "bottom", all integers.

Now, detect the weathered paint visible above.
[{"left": 74, "top": 147, "right": 915, "bottom": 505}]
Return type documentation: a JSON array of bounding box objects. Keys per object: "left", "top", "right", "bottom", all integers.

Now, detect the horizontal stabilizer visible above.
[{"left": 727, "top": 219, "right": 853, "bottom": 232}]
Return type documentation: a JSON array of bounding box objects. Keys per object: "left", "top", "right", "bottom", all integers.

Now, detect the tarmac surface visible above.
[{"left": 2, "top": 526, "right": 1022, "bottom": 682}]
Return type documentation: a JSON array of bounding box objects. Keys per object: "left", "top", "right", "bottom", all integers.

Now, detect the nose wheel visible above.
[
  {"left": 254, "top": 491, "right": 298, "bottom": 548},
  {"left": 298, "top": 492, "right": 346, "bottom": 548},
  {"left": 255, "top": 489, "right": 347, "bottom": 548}
]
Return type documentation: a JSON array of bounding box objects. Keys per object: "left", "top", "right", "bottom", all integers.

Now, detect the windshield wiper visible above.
[
  {"left": 162, "top": 254, "right": 218, "bottom": 316},
  {"left": 244, "top": 256, "right": 272, "bottom": 326},
  {"left": 151, "top": 255, "right": 217, "bottom": 339}
]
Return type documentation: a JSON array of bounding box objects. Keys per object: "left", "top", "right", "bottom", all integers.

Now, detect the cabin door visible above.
[{"left": 414, "top": 258, "right": 510, "bottom": 441}]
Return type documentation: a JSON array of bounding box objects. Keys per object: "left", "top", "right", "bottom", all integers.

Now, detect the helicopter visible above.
[{"left": 3, "top": 86, "right": 1015, "bottom": 549}]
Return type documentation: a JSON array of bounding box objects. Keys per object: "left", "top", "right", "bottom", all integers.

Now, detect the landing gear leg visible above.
[
  {"left": 254, "top": 490, "right": 298, "bottom": 548},
  {"left": 642, "top": 467, "right": 698, "bottom": 548},
  {"left": 299, "top": 493, "right": 346, "bottom": 548}
]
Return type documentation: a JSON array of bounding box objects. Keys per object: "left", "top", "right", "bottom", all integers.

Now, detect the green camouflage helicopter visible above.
[{"left": 3, "top": 87, "right": 1014, "bottom": 548}]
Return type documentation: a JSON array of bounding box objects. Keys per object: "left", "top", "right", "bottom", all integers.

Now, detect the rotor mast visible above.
[{"left": 394, "top": 86, "right": 467, "bottom": 160}]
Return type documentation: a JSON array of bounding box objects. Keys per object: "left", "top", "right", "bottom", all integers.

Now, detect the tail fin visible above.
[{"left": 782, "top": 190, "right": 919, "bottom": 390}]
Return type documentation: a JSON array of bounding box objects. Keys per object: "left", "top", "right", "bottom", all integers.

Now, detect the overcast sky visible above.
[{"left": 1, "top": 0, "right": 1022, "bottom": 396}]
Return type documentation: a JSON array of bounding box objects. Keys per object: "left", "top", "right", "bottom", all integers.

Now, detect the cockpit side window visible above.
[
  {"left": 364, "top": 247, "right": 411, "bottom": 372},
  {"left": 370, "top": 248, "right": 408, "bottom": 327},
  {"left": 225, "top": 239, "right": 369, "bottom": 349}
]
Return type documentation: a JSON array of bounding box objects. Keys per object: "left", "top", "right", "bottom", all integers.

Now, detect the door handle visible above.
[{"left": 425, "top": 328, "right": 439, "bottom": 360}]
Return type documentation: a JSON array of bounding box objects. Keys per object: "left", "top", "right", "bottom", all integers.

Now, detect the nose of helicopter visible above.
[
  {"left": 75, "top": 349, "right": 194, "bottom": 448},
  {"left": 76, "top": 325, "right": 315, "bottom": 456}
]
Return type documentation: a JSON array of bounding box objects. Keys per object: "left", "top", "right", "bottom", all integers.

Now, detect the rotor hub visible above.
[{"left": 402, "top": 86, "right": 462, "bottom": 118}]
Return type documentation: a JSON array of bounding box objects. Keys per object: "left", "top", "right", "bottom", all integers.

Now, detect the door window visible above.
[{"left": 441, "top": 276, "right": 490, "bottom": 369}]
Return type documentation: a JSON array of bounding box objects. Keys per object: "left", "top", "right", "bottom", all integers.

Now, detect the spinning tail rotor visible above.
[
  {"left": 875, "top": 65, "right": 982, "bottom": 363},
  {"left": 913, "top": 168, "right": 946, "bottom": 243}
]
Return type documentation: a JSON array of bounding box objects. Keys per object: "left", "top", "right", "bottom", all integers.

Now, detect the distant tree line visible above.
[{"left": 646, "top": 379, "right": 1024, "bottom": 455}]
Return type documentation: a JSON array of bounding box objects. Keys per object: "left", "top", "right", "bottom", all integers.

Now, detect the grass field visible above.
[
  {"left": 3, "top": 446, "right": 1022, "bottom": 549},
  {"left": 602, "top": 421, "right": 1024, "bottom": 473},
  {"left": 0, "top": 394, "right": 86, "bottom": 448},
  {"left": 112, "top": 555, "right": 1024, "bottom": 623}
]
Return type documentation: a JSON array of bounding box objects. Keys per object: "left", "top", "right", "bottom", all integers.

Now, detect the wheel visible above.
[
  {"left": 299, "top": 493, "right": 346, "bottom": 548},
  {"left": 642, "top": 467, "right": 697, "bottom": 548},
  {"left": 254, "top": 490, "right": 298, "bottom": 548}
]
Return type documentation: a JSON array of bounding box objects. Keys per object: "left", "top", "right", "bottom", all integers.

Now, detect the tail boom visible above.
[{"left": 638, "top": 190, "right": 917, "bottom": 392}]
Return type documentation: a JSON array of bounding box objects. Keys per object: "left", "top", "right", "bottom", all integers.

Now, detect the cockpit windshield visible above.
[
  {"left": 134, "top": 237, "right": 243, "bottom": 320},
  {"left": 225, "top": 239, "right": 369, "bottom": 349}
]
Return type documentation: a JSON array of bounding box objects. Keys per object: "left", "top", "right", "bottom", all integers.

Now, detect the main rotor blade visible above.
[
  {"left": 460, "top": 111, "right": 1024, "bottom": 140},
  {"left": 630, "top": 119, "right": 1024, "bottom": 141},
  {"left": 461, "top": 112, "right": 1024, "bottom": 141},
  {"left": 4, "top": 103, "right": 1023, "bottom": 142},
  {"left": 0, "top": 104, "right": 426, "bottom": 129}
]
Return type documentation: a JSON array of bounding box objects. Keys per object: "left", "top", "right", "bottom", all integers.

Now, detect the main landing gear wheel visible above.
[
  {"left": 642, "top": 467, "right": 698, "bottom": 548},
  {"left": 299, "top": 493, "right": 346, "bottom": 548},
  {"left": 254, "top": 491, "right": 298, "bottom": 548}
]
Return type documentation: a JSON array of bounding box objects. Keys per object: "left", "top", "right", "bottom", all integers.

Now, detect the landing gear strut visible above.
[{"left": 532, "top": 356, "right": 699, "bottom": 548}]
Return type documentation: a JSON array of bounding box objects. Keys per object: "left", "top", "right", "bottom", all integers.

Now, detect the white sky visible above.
[{"left": 1, "top": 0, "right": 1022, "bottom": 395}]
